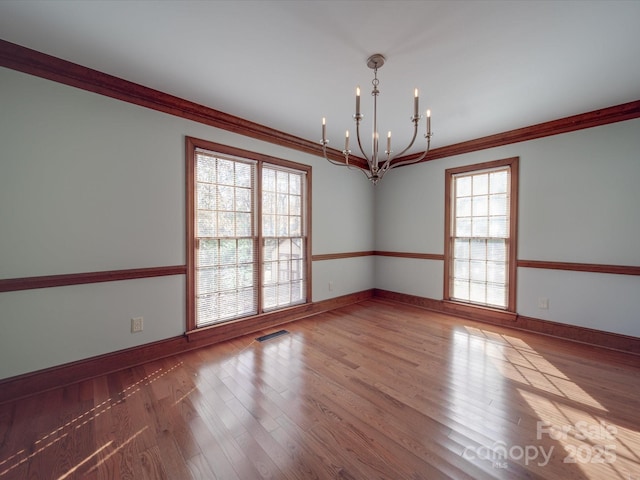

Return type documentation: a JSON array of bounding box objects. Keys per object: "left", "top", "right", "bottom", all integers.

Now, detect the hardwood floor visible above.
[{"left": 1, "top": 299, "right": 639, "bottom": 479}]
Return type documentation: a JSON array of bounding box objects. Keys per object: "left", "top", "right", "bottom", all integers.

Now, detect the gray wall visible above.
[
  {"left": 375, "top": 118, "right": 640, "bottom": 337},
  {"left": 0, "top": 67, "right": 375, "bottom": 379}
]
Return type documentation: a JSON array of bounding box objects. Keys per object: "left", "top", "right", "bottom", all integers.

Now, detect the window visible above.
[
  {"left": 186, "top": 137, "right": 310, "bottom": 329},
  {"left": 444, "top": 157, "right": 518, "bottom": 311}
]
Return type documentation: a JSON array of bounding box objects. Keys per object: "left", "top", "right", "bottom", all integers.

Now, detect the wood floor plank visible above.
[{"left": 1, "top": 299, "right": 639, "bottom": 479}]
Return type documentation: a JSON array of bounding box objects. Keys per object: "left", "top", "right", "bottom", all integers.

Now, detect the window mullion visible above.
[{"left": 256, "top": 161, "right": 263, "bottom": 314}]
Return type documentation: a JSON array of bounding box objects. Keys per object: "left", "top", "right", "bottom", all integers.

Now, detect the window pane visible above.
[
  {"left": 472, "top": 173, "right": 488, "bottom": 195},
  {"left": 218, "top": 159, "right": 234, "bottom": 185},
  {"left": 237, "top": 238, "right": 254, "bottom": 263},
  {"left": 456, "top": 197, "right": 471, "bottom": 217},
  {"left": 196, "top": 155, "right": 215, "bottom": 183},
  {"left": 290, "top": 195, "right": 301, "bottom": 216},
  {"left": 218, "top": 185, "right": 234, "bottom": 211},
  {"left": 263, "top": 215, "right": 275, "bottom": 237},
  {"left": 472, "top": 195, "right": 488, "bottom": 216},
  {"left": 278, "top": 283, "right": 291, "bottom": 305},
  {"left": 470, "top": 239, "right": 486, "bottom": 260},
  {"left": 456, "top": 217, "right": 471, "bottom": 237},
  {"left": 197, "top": 267, "right": 217, "bottom": 294},
  {"left": 291, "top": 280, "right": 304, "bottom": 303},
  {"left": 236, "top": 213, "right": 252, "bottom": 237},
  {"left": 454, "top": 259, "right": 469, "bottom": 280},
  {"left": 198, "top": 239, "right": 219, "bottom": 267},
  {"left": 469, "top": 281, "right": 486, "bottom": 303},
  {"left": 238, "top": 264, "right": 254, "bottom": 288},
  {"left": 263, "top": 192, "right": 276, "bottom": 214},
  {"left": 236, "top": 187, "right": 252, "bottom": 212},
  {"left": 236, "top": 162, "right": 252, "bottom": 187},
  {"left": 197, "top": 183, "right": 215, "bottom": 210},
  {"left": 263, "top": 261, "right": 276, "bottom": 285},
  {"left": 487, "top": 239, "right": 506, "bottom": 261},
  {"left": 263, "top": 168, "right": 276, "bottom": 192},
  {"left": 197, "top": 294, "right": 219, "bottom": 324},
  {"left": 487, "top": 284, "right": 506, "bottom": 308},
  {"left": 456, "top": 176, "right": 471, "bottom": 197},
  {"left": 277, "top": 170, "right": 289, "bottom": 192},
  {"left": 454, "top": 239, "right": 470, "bottom": 259},
  {"left": 489, "top": 194, "right": 507, "bottom": 216},
  {"left": 289, "top": 216, "right": 301, "bottom": 236},
  {"left": 490, "top": 171, "right": 508, "bottom": 194},
  {"left": 290, "top": 175, "right": 301, "bottom": 195},
  {"left": 277, "top": 193, "right": 288, "bottom": 214},
  {"left": 277, "top": 215, "right": 289, "bottom": 236},
  {"left": 472, "top": 216, "right": 488, "bottom": 237},
  {"left": 219, "top": 265, "right": 236, "bottom": 290},
  {"left": 197, "top": 211, "right": 216, "bottom": 237},
  {"left": 470, "top": 261, "right": 486, "bottom": 282},
  {"left": 453, "top": 279, "right": 470, "bottom": 301},
  {"left": 487, "top": 261, "right": 506, "bottom": 283},
  {"left": 263, "top": 285, "right": 277, "bottom": 309},
  {"left": 489, "top": 216, "right": 508, "bottom": 237},
  {"left": 263, "top": 238, "right": 278, "bottom": 261},
  {"left": 218, "top": 212, "right": 235, "bottom": 237}
]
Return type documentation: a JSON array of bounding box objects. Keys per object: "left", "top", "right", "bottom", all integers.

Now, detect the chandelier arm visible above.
[
  {"left": 354, "top": 118, "right": 374, "bottom": 172},
  {"left": 321, "top": 142, "right": 373, "bottom": 177},
  {"left": 321, "top": 142, "right": 344, "bottom": 166},
  {"left": 377, "top": 151, "right": 393, "bottom": 178},
  {"left": 388, "top": 135, "right": 432, "bottom": 170},
  {"left": 378, "top": 119, "right": 420, "bottom": 175},
  {"left": 393, "top": 119, "right": 420, "bottom": 160}
]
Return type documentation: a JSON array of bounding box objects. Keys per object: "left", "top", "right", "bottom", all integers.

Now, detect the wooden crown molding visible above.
[
  {"left": 0, "top": 39, "right": 366, "bottom": 168},
  {"left": 394, "top": 100, "right": 640, "bottom": 165},
  {"left": 3, "top": 39, "right": 639, "bottom": 170}
]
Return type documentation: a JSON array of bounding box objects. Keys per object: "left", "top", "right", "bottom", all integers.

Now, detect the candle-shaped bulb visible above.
[
  {"left": 355, "top": 86, "right": 361, "bottom": 116},
  {"left": 426, "top": 109, "right": 431, "bottom": 135},
  {"left": 322, "top": 117, "right": 326, "bottom": 142},
  {"left": 387, "top": 131, "right": 391, "bottom": 152},
  {"left": 414, "top": 88, "right": 419, "bottom": 117},
  {"left": 345, "top": 130, "right": 349, "bottom": 151}
]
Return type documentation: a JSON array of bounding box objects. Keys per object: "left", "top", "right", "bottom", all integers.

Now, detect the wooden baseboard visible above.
[
  {"left": 0, "top": 290, "right": 374, "bottom": 405},
  {"left": 373, "top": 289, "right": 640, "bottom": 357},
  {"left": 4, "top": 287, "right": 636, "bottom": 404}
]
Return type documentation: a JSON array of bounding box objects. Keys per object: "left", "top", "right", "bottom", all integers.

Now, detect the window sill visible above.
[{"left": 442, "top": 299, "right": 517, "bottom": 323}]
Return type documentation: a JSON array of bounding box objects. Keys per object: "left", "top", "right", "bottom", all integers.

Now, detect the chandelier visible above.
[{"left": 321, "top": 54, "right": 433, "bottom": 185}]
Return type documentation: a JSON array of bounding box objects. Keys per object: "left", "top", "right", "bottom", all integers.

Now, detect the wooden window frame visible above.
[
  {"left": 444, "top": 157, "right": 519, "bottom": 313},
  {"left": 186, "top": 136, "right": 312, "bottom": 332}
]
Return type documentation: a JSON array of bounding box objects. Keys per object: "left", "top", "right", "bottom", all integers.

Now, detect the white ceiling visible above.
[{"left": 2, "top": 0, "right": 640, "bottom": 156}]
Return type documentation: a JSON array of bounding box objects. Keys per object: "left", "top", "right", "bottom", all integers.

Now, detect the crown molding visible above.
[{"left": 4, "top": 39, "right": 638, "bottom": 169}]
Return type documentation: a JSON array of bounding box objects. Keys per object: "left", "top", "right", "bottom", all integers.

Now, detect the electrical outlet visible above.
[
  {"left": 328, "top": 281, "right": 334, "bottom": 291},
  {"left": 538, "top": 297, "right": 549, "bottom": 310},
  {"left": 131, "top": 317, "right": 144, "bottom": 333}
]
